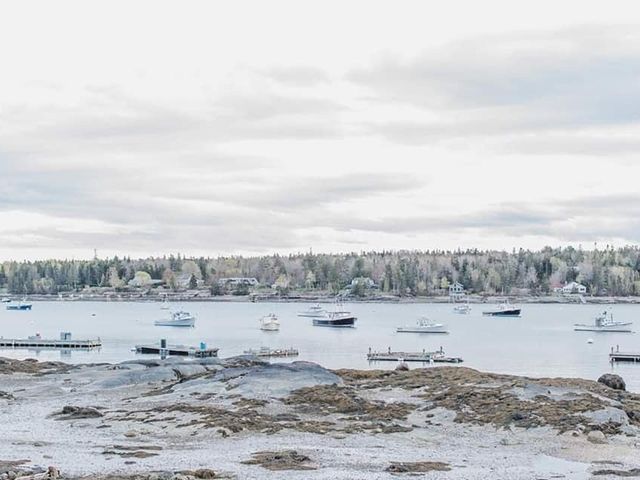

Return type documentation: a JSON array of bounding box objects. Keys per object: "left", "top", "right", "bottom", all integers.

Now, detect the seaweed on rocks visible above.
[{"left": 242, "top": 450, "right": 316, "bottom": 471}]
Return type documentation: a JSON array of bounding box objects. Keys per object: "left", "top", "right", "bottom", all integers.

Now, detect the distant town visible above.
[{"left": 1, "top": 246, "right": 639, "bottom": 302}]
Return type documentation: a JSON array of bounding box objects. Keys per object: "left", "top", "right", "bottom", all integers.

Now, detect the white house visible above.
[
  {"left": 350, "top": 277, "right": 377, "bottom": 289},
  {"left": 449, "top": 282, "right": 465, "bottom": 299},
  {"left": 559, "top": 281, "right": 587, "bottom": 294},
  {"left": 217, "top": 277, "right": 259, "bottom": 287}
]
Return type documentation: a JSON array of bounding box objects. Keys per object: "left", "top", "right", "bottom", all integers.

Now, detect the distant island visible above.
[{"left": 1, "top": 246, "right": 640, "bottom": 301}]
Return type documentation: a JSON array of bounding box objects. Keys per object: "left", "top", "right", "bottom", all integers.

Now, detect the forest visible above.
[{"left": 2, "top": 246, "right": 640, "bottom": 296}]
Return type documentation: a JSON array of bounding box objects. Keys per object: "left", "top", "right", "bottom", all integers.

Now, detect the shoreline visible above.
[{"left": 5, "top": 294, "right": 640, "bottom": 304}]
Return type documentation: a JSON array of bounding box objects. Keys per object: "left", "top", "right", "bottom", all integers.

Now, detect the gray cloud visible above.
[
  {"left": 0, "top": 84, "right": 346, "bottom": 164},
  {"left": 312, "top": 194, "right": 640, "bottom": 244},
  {"left": 232, "top": 173, "right": 426, "bottom": 211},
  {"left": 349, "top": 26, "right": 640, "bottom": 144}
]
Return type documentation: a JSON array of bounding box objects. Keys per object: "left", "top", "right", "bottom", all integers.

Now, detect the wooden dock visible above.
[
  {"left": 610, "top": 351, "right": 640, "bottom": 363},
  {"left": 243, "top": 347, "right": 299, "bottom": 358},
  {"left": 0, "top": 337, "right": 101, "bottom": 349},
  {"left": 367, "top": 348, "right": 463, "bottom": 363},
  {"left": 135, "top": 343, "right": 219, "bottom": 358}
]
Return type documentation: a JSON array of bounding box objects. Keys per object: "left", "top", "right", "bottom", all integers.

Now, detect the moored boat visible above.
[
  {"left": 6, "top": 298, "right": 32, "bottom": 311},
  {"left": 482, "top": 302, "right": 521, "bottom": 317},
  {"left": 453, "top": 302, "right": 471, "bottom": 314},
  {"left": 313, "top": 311, "right": 357, "bottom": 328},
  {"left": 297, "top": 304, "right": 326, "bottom": 318},
  {"left": 243, "top": 346, "right": 298, "bottom": 357},
  {"left": 574, "top": 310, "right": 632, "bottom": 333},
  {"left": 160, "top": 297, "right": 171, "bottom": 310},
  {"left": 154, "top": 310, "right": 196, "bottom": 327},
  {"left": 260, "top": 313, "right": 280, "bottom": 331},
  {"left": 397, "top": 317, "right": 448, "bottom": 334}
]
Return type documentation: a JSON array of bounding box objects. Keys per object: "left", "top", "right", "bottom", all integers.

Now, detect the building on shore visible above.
[
  {"left": 555, "top": 281, "right": 587, "bottom": 295},
  {"left": 449, "top": 282, "right": 465, "bottom": 301}
]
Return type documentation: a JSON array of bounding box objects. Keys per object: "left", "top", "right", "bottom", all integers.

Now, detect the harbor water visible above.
[{"left": 1, "top": 301, "right": 639, "bottom": 391}]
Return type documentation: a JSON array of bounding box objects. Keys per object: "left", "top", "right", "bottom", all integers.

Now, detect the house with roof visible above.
[
  {"left": 449, "top": 281, "right": 465, "bottom": 300},
  {"left": 555, "top": 281, "right": 587, "bottom": 295}
]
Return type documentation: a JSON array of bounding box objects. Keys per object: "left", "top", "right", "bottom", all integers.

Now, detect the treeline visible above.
[{"left": 2, "top": 246, "right": 640, "bottom": 296}]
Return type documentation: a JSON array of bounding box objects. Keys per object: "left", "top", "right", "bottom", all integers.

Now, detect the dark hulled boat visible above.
[
  {"left": 6, "top": 300, "right": 32, "bottom": 311},
  {"left": 312, "top": 312, "right": 357, "bottom": 327},
  {"left": 482, "top": 302, "right": 521, "bottom": 317}
]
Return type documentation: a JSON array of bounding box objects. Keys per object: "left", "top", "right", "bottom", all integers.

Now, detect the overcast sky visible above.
[{"left": 1, "top": 0, "right": 640, "bottom": 260}]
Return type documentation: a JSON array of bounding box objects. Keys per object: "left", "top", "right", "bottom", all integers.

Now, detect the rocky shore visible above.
[{"left": 1, "top": 356, "right": 640, "bottom": 479}]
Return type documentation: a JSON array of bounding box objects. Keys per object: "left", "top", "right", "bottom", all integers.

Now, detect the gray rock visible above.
[
  {"left": 598, "top": 373, "right": 626, "bottom": 391},
  {"left": 582, "top": 407, "right": 629, "bottom": 426},
  {"left": 226, "top": 361, "right": 342, "bottom": 399},
  {"left": 95, "top": 366, "right": 179, "bottom": 388},
  {"left": 56, "top": 405, "right": 104, "bottom": 419},
  {"left": 172, "top": 364, "right": 208, "bottom": 378},
  {"left": 587, "top": 430, "right": 608, "bottom": 444}
]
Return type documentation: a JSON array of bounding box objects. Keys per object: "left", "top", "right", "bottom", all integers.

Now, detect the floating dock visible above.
[
  {"left": 135, "top": 343, "right": 219, "bottom": 358},
  {"left": 367, "top": 348, "right": 463, "bottom": 363},
  {"left": 0, "top": 336, "right": 101, "bottom": 349},
  {"left": 243, "top": 347, "right": 299, "bottom": 358},
  {"left": 610, "top": 351, "right": 640, "bottom": 363}
]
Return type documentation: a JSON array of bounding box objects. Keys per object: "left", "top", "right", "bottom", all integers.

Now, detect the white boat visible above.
[
  {"left": 160, "top": 297, "right": 170, "bottom": 310},
  {"left": 297, "top": 304, "right": 327, "bottom": 318},
  {"left": 154, "top": 310, "right": 196, "bottom": 327},
  {"left": 243, "top": 346, "right": 298, "bottom": 357},
  {"left": 0, "top": 297, "right": 11, "bottom": 303},
  {"left": 397, "top": 317, "right": 448, "bottom": 334},
  {"left": 574, "top": 311, "right": 632, "bottom": 332},
  {"left": 453, "top": 302, "right": 471, "bottom": 314},
  {"left": 260, "top": 313, "right": 280, "bottom": 331}
]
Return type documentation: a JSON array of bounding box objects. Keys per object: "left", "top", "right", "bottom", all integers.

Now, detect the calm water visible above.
[{"left": 1, "top": 301, "right": 640, "bottom": 391}]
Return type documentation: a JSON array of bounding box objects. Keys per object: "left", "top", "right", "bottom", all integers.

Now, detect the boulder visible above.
[
  {"left": 598, "top": 373, "right": 626, "bottom": 391},
  {"left": 587, "top": 430, "right": 607, "bottom": 444},
  {"left": 395, "top": 362, "right": 409, "bottom": 371},
  {"left": 56, "top": 405, "right": 103, "bottom": 419}
]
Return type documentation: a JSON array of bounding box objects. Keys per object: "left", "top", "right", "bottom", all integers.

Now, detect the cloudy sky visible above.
[{"left": 1, "top": 0, "right": 640, "bottom": 260}]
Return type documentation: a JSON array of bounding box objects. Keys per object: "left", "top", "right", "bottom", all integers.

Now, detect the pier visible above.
[
  {"left": 610, "top": 352, "right": 640, "bottom": 363},
  {"left": 609, "top": 345, "right": 640, "bottom": 363},
  {"left": 243, "top": 347, "right": 299, "bottom": 358},
  {"left": 135, "top": 340, "right": 218, "bottom": 358},
  {"left": 0, "top": 333, "right": 101, "bottom": 350},
  {"left": 367, "top": 347, "right": 463, "bottom": 363}
]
